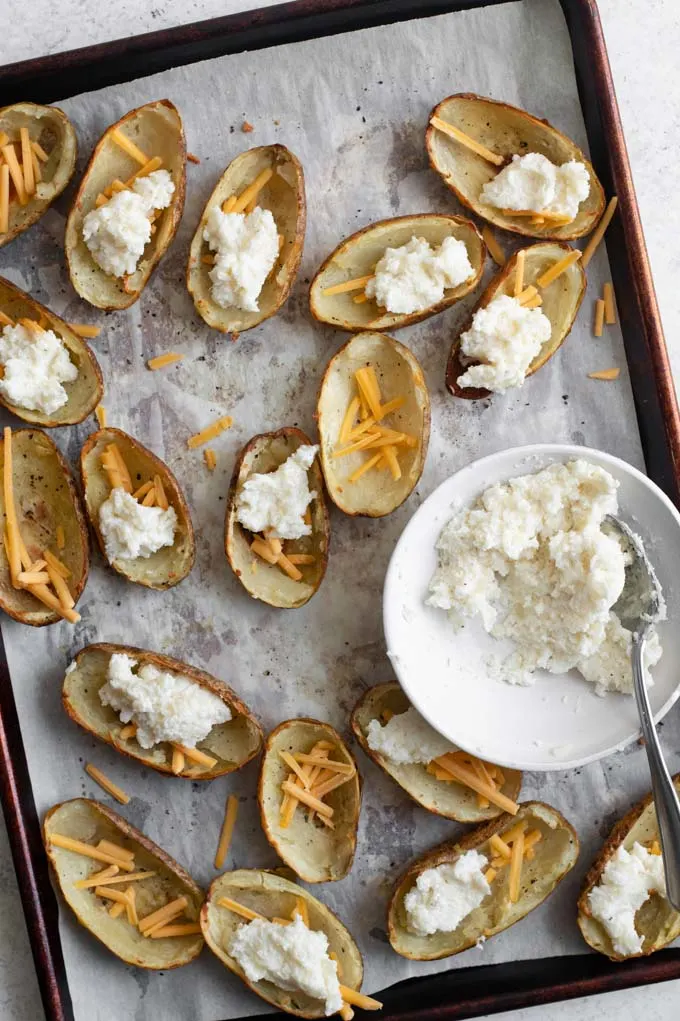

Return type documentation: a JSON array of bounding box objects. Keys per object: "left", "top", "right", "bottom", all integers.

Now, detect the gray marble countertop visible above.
[{"left": 2, "top": 1, "right": 680, "bottom": 1019}]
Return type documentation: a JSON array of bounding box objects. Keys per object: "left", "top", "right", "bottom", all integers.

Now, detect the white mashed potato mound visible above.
[{"left": 427, "top": 460, "right": 662, "bottom": 694}]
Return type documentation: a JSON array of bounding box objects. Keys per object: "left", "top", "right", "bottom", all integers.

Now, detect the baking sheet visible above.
[{"left": 1, "top": 0, "right": 679, "bottom": 1018}]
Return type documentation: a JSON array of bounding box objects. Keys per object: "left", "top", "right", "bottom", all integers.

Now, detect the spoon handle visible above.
[{"left": 632, "top": 632, "right": 680, "bottom": 910}]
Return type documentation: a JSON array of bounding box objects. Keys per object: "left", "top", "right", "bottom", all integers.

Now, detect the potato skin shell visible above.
[
  {"left": 200, "top": 868, "right": 364, "bottom": 1018},
  {"left": 257, "top": 717, "right": 361, "bottom": 883},
  {"left": 65, "top": 99, "right": 186, "bottom": 310},
  {"left": 350, "top": 682, "right": 522, "bottom": 822},
  {"left": 62, "top": 642, "right": 264, "bottom": 779},
  {"left": 0, "top": 275, "right": 103, "bottom": 426},
  {"left": 426, "top": 93, "right": 605, "bottom": 241},
  {"left": 224, "top": 427, "right": 329, "bottom": 609},
  {"left": 388, "top": 801, "right": 579, "bottom": 960},
  {"left": 80, "top": 426, "right": 195, "bottom": 589},
  {"left": 577, "top": 775, "right": 680, "bottom": 960},
  {"left": 446, "top": 242, "right": 586, "bottom": 399},
  {"left": 187, "top": 144, "right": 306, "bottom": 334},
  {"left": 43, "top": 798, "right": 204, "bottom": 969},
  {"left": 0, "top": 102, "right": 77, "bottom": 248},
  {"left": 309, "top": 213, "right": 485, "bottom": 331},
  {"left": 0, "top": 428, "right": 89, "bottom": 626}
]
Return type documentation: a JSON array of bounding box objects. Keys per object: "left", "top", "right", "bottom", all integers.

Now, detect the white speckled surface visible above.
[{"left": 2, "top": 1, "right": 680, "bottom": 1020}]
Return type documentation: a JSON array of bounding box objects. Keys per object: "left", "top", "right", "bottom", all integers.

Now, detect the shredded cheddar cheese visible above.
[
  {"left": 49, "top": 834, "right": 135, "bottom": 871},
  {"left": 322, "top": 274, "right": 374, "bottom": 297},
  {"left": 187, "top": 416, "right": 233, "bottom": 449},
  {"left": 593, "top": 298, "right": 605, "bottom": 338},
  {"left": 2, "top": 144, "right": 27, "bottom": 206},
  {"left": 588, "top": 367, "right": 620, "bottom": 381},
  {"left": 111, "top": 128, "right": 150, "bottom": 167},
  {"left": 603, "top": 282, "right": 616, "bottom": 325},
  {"left": 482, "top": 226, "right": 505, "bottom": 266},
  {"left": 139, "top": 896, "right": 188, "bottom": 934},
  {"left": 535, "top": 249, "right": 582, "bottom": 289},
  {"left": 147, "top": 352, "right": 184, "bottom": 371},
  {"left": 0, "top": 164, "right": 9, "bottom": 234},
  {"left": 214, "top": 794, "right": 238, "bottom": 870},
  {"left": 69, "top": 323, "right": 102, "bottom": 338},
  {"left": 232, "top": 168, "right": 273, "bottom": 214},
  {"left": 513, "top": 249, "right": 526, "bottom": 297},
  {"left": 429, "top": 754, "right": 519, "bottom": 815},
  {"left": 581, "top": 196, "right": 618, "bottom": 269},
  {"left": 20, "top": 128, "right": 35, "bottom": 197},
  {"left": 429, "top": 115, "right": 504, "bottom": 165},
  {"left": 203, "top": 448, "right": 217, "bottom": 471}
]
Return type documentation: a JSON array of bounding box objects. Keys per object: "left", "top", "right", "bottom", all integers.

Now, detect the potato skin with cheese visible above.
[
  {"left": 62, "top": 642, "right": 263, "bottom": 779},
  {"left": 201, "top": 869, "right": 364, "bottom": 1018},
  {"left": 446, "top": 242, "right": 585, "bottom": 399},
  {"left": 317, "top": 332, "right": 430, "bottom": 517},
  {"left": 0, "top": 429, "right": 89, "bottom": 626},
  {"left": 577, "top": 776, "right": 680, "bottom": 960},
  {"left": 258, "top": 718, "right": 361, "bottom": 883},
  {"left": 44, "top": 798, "right": 204, "bottom": 969},
  {"left": 351, "top": 683, "right": 522, "bottom": 822},
  {"left": 388, "top": 801, "right": 579, "bottom": 960},
  {"left": 0, "top": 276, "right": 103, "bottom": 426},
  {"left": 65, "top": 100, "right": 186, "bottom": 309},
  {"left": 309, "top": 213, "right": 485, "bottom": 331},
  {"left": 0, "top": 102, "right": 77, "bottom": 248},
  {"left": 187, "top": 144, "right": 305, "bottom": 334},
  {"left": 426, "top": 93, "right": 605, "bottom": 240},
  {"left": 80, "top": 427, "right": 195, "bottom": 589},
  {"left": 225, "top": 428, "right": 328, "bottom": 609}
]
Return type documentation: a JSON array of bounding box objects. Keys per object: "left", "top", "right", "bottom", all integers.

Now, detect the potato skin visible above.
[
  {"left": 257, "top": 718, "right": 361, "bottom": 883},
  {"left": 0, "top": 275, "right": 103, "bottom": 426},
  {"left": 43, "top": 798, "right": 204, "bottom": 969},
  {"left": 426, "top": 93, "right": 605, "bottom": 240},
  {"left": 577, "top": 775, "right": 680, "bottom": 960},
  {"left": 200, "top": 868, "right": 364, "bottom": 1018},
  {"left": 65, "top": 100, "right": 186, "bottom": 310},
  {"left": 309, "top": 213, "right": 485, "bottom": 331},
  {"left": 80, "top": 426, "right": 195, "bottom": 589},
  {"left": 62, "top": 642, "right": 264, "bottom": 779},
  {"left": 187, "top": 144, "right": 306, "bottom": 334},
  {"left": 225, "top": 427, "right": 329, "bottom": 609},
  {"left": 0, "top": 102, "right": 77, "bottom": 248},
  {"left": 350, "top": 682, "right": 522, "bottom": 822},
  {"left": 317, "top": 332, "right": 430, "bottom": 517},
  {"left": 0, "top": 429, "right": 89, "bottom": 626},
  {"left": 446, "top": 242, "right": 586, "bottom": 399},
  {"left": 388, "top": 801, "right": 579, "bottom": 960}
]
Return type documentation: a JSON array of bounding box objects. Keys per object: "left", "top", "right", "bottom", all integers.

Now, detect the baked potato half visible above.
[
  {"left": 80, "top": 426, "right": 195, "bottom": 588},
  {"left": 351, "top": 683, "right": 522, "bottom": 823},
  {"left": 225, "top": 428, "right": 328, "bottom": 609},
  {"left": 317, "top": 332, "right": 430, "bottom": 517},
  {"left": 0, "top": 102, "right": 77, "bottom": 248},
  {"left": 577, "top": 776, "right": 680, "bottom": 960},
  {"left": 426, "top": 93, "right": 604, "bottom": 240},
  {"left": 0, "top": 428, "right": 89, "bottom": 626},
  {"left": 187, "top": 144, "right": 305, "bottom": 334},
  {"left": 65, "top": 100, "right": 186, "bottom": 309},
  {"left": 258, "top": 719, "right": 361, "bottom": 884},
  {"left": 62, "top": 643, "right": 263, "bottom": 779},
  {"left": 200, "top": 869, "right": 364, "bottom": 1018},
  {"left": 44, "top": 798, "right": 204, "bottom": 969},
  {"left": 309, "top": 214, "right": 484, "bottom": 331},
  {"left": 388, "top": 801, "right": 579, "bottom": 960},
  {"left": 447, "top": 242, "right": 585, "bottom": 399},
  {"left": 0, "top": 276, "right": 103, "bottom": 426}
]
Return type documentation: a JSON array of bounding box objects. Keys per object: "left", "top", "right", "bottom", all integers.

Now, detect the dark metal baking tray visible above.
[{"left": 1, "top": 1, "right": 679, "bottom": 1018}]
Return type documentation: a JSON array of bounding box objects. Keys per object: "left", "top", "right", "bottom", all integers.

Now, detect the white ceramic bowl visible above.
[{"left": 383, "top": 444, "right": 680, "bottom": 771}]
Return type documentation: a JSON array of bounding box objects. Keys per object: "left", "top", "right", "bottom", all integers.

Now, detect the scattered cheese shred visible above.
[
  {"left": 513, "top": 249, "right": 526, "bottom": 297},
  {"left": 95, "top": 886, "right": 130, "bottom": 905},
  {"left": 31, "top": 140, "right": 49, "bottom": 162},
  {"left": 536, "top": 249, "right": 582, "bottom": 289},
  {"left": 139, "top": 896, "right": 188, "bottom": 934},
  {"left": 149, "top": 922, "right": 202, "bottom": 938},
  {"left": 489, "top": 833, "right": 512, "bottom": 860},
  {"left": 3, "top": 428, "right": 21, "bottom": 586},
  {"left": 508, "top": 827, "right": 526, "bottom": 903},
  {"left": 214, "top": 794, "right": 239, "bottom": 870},
  {"left": 86, "top": 764, "right": 130, "bottom": 804},
  {"left": 339, "top": 396, "right": 361, "bottom": 444},
  {"left": 174, "top": 743, "right": 218, "bottom": 769},
  {"left": 2, "top": 144, "right": 27, "bottom": 206},
  {"left": 48, "top": 834, "right": 135, "bottom": 871},
  {"left": 75, "top": 870, "right": 154, "bottom": 890},
  {"left": 154, "top": 474, "right": 169, "bottom": 511},
  {"left": 482, "top": 226, "right": 505, "bottom": 266},
  {"left": 187, "top": 152, "right": 201, "bottom": 164},
  {"left": 31, "top": 150, "right": 42, "bottom": 184},
  {"left": 109, "top": 901, "right": 126, "bottom": 919},
  {"left": 20, "top": 127, "right": 35, "bottom": 197},
  {"left": 232, "top": 168, "right": 274, "bottom": 214},
  {"left": 0, "top": 164, "right": 9, "bottom": 234},
  {"left": 147, "top": 352, "right": 184, "bottom": 371},
  {"left": 68, "top": 323, "right": 101, "bottom": 338},
  {"left": 588, "top": 368, "right": 620, "bottom": 381},
  {"left": 111, "top": 128, "right": 150, "bottom": 167},
  {"left": 171, "top": 747, "right": 185, "bottom": 775},
  {"left": 281, "top": 780, "right": 334, "bottom": 818},
  {"left": 429, "top": 115, "right": 504, "bottom": 166},
  {"left": 187, "top": 416, "right": 233, "bottom": 449},
  {"left": 522, "top": 294, "right": 542, "bottom": 309},
  {"left": 338, "top": 987, "right": 382, "bottom": 1011},
  {"left": 322, "top": 275, "right": 374, "bottom": 297},
  {"left": 593, "top": 298, "right": 605, "bottom": 338},
  {"left": 293, "top": 896, "right": 309, "bottom": 927},
  {"left": 203, "top": 448, "right": 217, "bottom": 472},
  {"left": 119, "top": 723, "right": 137, "bottom": 741},
  {"left": 17, "top": 569, "right": 50, "bottom": 585},
  {"left": 217, "top": 897, "right": 264, "bottom": 922},
  {"left": 45, "top": 565, "right": 75, "bottom": 609},
  {"left": 277, "top": 552, "right": 303, "bottom": 581},
  {"left": 125, "top": 885, "right": 138, "bottom": 926},
  {"left": 430, "top": 754, "right": 519, "bottom": 815},
  {"left": 516, "top": 285, "right": 538, "bottom": 306},
  {"left": 348, "top": 452, "right": 383, "bottom": 483},
  {"left": 581, "top": 196, "right": 618, "bottom": 269},
  {"left": 603, "top": 282, "right": 616, "bottom": 325}
]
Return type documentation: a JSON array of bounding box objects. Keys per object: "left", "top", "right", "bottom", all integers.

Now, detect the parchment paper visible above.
[{"left": 1, "top": 1, "right": 678, "bottom": 1018}]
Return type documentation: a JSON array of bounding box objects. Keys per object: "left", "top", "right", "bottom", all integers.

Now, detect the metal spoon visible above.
[{"left": 606, "top": 514, "right": 680, "bottom": 909}]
